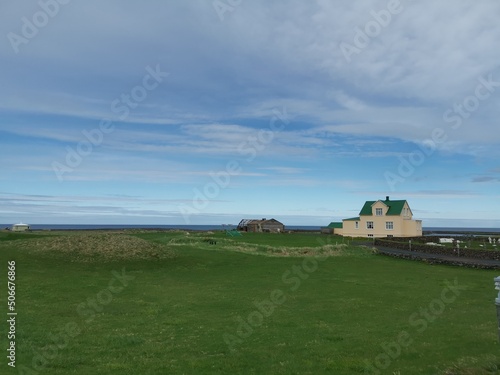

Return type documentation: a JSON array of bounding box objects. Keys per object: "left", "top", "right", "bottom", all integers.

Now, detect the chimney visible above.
[{"left": 386, "top": 196, "right": 390, "bottom": 201}]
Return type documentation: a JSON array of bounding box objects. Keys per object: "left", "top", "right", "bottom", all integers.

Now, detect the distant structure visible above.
[
  {"left": 332, "top": 196, "right": 422, "bottom": 238},
  {"left": 11, "top": 223, "right": 30, "bottom": 232},
  {"left": 237, "top": 218, "right": 284, "bottom": 233},
  {"left": 321, "top": 222, "right": 343, "bottom": 235},
  {"left": 439, "top": 238, "right": 454, "bottom": 244}
]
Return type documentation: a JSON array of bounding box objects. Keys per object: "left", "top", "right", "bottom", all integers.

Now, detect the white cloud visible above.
[{"left": 1, "top": 0, "right": 500, "bottom": 225}]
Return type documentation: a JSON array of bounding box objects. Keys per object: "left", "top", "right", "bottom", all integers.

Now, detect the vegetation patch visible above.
[
  {"left": 133, "top": 231, "right": 367, "bottom": 258},
  {"left": 0, "top": 233, "right": 176, "bottom": 262},
  {"left": 219, "top": 242, "right": 350, "bottom": 257},
  {"left": 438, "top": 355, "right": 500, "bottom": 374},
  {"left": 0, "top": 231, "right": 56, "bottom": 242}
]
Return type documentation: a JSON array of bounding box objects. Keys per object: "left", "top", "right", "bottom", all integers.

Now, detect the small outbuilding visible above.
[
  {"left": 237, "top": 218, "right": 284, "bottom": 233},
  {"left": 321, "top": 222, "right": 343, "bottom": 235},
  {"left": 11, "top": 223, "right": 30, "bottom": 232}
]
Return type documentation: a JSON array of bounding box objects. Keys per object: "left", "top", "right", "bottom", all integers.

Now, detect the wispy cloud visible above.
[
  {"left": 1, "top": 0, "right": 500, "bottom": 225},
  {"left": 471, "top": 176, "right": 500, "bottom": 183},
  {"left": 258, "top": 167, "right": 307, "bottom": 174}
]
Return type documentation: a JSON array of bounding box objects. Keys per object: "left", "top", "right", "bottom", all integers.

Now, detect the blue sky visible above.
[{"left": 1, "top": 0, "right": 500, "bottom": 227}]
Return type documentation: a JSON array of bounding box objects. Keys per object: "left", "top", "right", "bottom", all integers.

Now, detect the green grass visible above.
[
  {"left": 0, "top": 231, "right": 58, "bottom": 242},
  {"left": 0, "top": 231, "right": 499, "bottom": 374}
]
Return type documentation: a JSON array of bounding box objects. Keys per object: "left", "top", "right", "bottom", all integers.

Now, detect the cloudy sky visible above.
[{"left": 1, "top": 0, "right": 500, "bottom": 227}]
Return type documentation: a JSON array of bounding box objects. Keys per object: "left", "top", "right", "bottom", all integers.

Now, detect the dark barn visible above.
[{"left": 237, "top": 218, "right": 285, "bottom": 233}]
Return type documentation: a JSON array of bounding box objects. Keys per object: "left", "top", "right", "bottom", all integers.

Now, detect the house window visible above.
[
  {"left": 368, "top": 234, "right": 374, "bottom": 238},
  {"left": 367, "top": 221, "right": 374, "bottom": 229},
  {"left": 355, "top": 221, "right": 359, "bottom": 229},
  {"left": 386, "top": 222, "right": 394, "bottom": 230},
  {"left": 375, "top": 208, "right": 383, "bottom": 216},
  {"left": 387, "top": 235, "right": 393, "bottom": 238}
]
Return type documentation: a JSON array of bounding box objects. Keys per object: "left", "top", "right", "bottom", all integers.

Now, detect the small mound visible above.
[
  {"left": 214, "top": 240, "right": 350, "bottom": 257},
  {"left": 4, "top": 233, "right": 175, "bottom": 262},
  {"left": 258, "top": 243, "right": 349, "bottom": 257}
]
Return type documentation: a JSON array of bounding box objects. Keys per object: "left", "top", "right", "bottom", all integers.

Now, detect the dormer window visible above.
[{"left": 375, "top": 208, "right": 383, "bottom": 216}]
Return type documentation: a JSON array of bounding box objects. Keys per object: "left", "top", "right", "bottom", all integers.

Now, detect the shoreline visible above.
[{"left": 3, "top": 227, "right": 499, "bottom": 237}]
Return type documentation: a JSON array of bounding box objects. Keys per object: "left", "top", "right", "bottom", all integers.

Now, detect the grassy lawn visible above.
[{"left": 0, "top": 230, "right": 499, "bottom": 374}]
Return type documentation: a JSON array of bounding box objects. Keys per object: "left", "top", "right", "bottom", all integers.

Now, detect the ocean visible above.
[{"left": 2, "top": 224, "right": 320, "bottom": 231}]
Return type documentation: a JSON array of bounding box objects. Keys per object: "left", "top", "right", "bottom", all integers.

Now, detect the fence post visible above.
[{"left": 495, "top": 277, "right": 500, "bottom": 342}]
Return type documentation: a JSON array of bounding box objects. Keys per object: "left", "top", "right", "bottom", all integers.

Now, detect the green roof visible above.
[
  {"left": 327, "top": 222, "right": 343, "bottom": 228},
  {"left": 359, "top": 199, "right": 407, "bottom": 216},
  {"left": 343, "top": 217, "right": 360, "bottom": 221}
]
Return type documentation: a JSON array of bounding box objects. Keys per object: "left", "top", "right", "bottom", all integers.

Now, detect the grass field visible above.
[{"left": 0, "top": 230, "right": 499, "bottom": 374}]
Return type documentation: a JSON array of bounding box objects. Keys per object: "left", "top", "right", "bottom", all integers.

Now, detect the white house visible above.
[{"left": 11, "top": 223, "right": 30, "bottom": 232}]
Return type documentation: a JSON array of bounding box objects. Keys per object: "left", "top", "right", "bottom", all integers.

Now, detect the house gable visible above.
[
  {"left": 371, "top": 201, "right": 389, "bottom": 216},
  {"left": 359, "top": 197, "right": 408, "bottom": 217}
]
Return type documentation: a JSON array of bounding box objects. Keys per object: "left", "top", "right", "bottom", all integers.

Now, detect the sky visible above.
[{"left": 1, "top": 0, "right": 500, "bottom": 227}]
